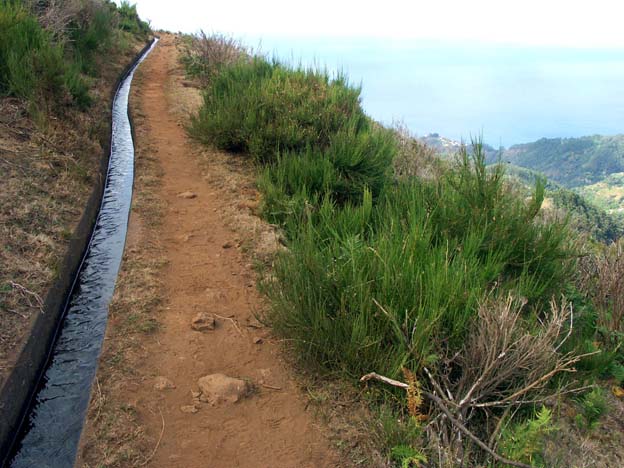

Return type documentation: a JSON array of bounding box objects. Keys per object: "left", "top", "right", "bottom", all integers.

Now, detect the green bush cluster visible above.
[
  {"left": 574, "top": 387, "right": 608, "bottom": 431},
  {"left": 259, "top": 123, "right": 396, "bottom": 227},
  {"left": 498, "top": 406, "right": 556, "bottom": 467},
  {"left": 190, "top": 57, "right": 368, "bottom": 163},
  {"left": 264, "top": 146, "right": 575, "bottom": 377},
  {"left": 116, "top": 1, "right": 150, "bottom": 36},
  {"left": 0, "top": 1, "right": 149, "bottom": 113},
  {"left": 0, "top": 4, "right": 85, "bottom": 109}
]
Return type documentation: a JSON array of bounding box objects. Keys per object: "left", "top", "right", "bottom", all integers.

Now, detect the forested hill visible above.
[{"left": 500, "top": 135, "right": 624, "bottom": 187}]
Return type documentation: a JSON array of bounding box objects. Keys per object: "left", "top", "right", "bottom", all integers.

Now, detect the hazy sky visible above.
[{"left": 127, "top": 0, "right": 624, "bottom": 47}]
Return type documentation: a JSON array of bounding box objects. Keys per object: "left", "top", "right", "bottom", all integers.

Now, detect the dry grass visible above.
[
  {"left": 180, "top": 31, "right": 248, "bottom": 86},
  {"left": 392, "top": 123, "right": 444, "bottom": 181},
  {"left": 580, "top": 239, "right": 624, "bottom": 333}
]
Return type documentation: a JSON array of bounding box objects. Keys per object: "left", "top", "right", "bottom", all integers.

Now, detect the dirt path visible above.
[{"left": 80, "top": 35, "right": 340, "bottom": 467}]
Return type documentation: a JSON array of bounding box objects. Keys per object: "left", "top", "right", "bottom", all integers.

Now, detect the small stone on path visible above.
[
  {"left": 191, "top": 311, "right": 216, "bottom": 331},
  {"left": 253, "top": 337, "right": 263, "bottom": 344},
  {"left": 180, "top": 405, "right": 199, "bottom": 414},
  {"left": 197, "top": 373, "right": 251, "bottom": 405},
  {"left": 177, "top": 191, "right": 197, "bottom": 199},
  {"left": 154, "top": 376, "right": 176, "bottom": 390}
]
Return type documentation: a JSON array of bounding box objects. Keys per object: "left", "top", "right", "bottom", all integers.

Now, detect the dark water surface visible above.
[{"left": 9, "top": 39, "right": 158, "bottom": 468}]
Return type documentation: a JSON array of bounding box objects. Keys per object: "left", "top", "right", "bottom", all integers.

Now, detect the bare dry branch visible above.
[{"left": 360, "top": 371, "right": 533, "bottom": 468}]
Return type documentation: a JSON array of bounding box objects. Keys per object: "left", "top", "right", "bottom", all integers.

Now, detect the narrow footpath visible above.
[{"left": 79, "top": 35, "right": 340, "bottom": 468}]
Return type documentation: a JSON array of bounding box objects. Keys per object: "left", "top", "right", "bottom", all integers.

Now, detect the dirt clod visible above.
[
  {"left": 154, "top": 376, "right": 176, "bottom": 390},
  {"left": 197, "top": 373, "right": 251, "bottom": 405},
  {"left": 180, "top": 405, "right": 199, "bottom": 414},
  {"left": 191, "top": 311, "right": 216, "bottom": 331}
]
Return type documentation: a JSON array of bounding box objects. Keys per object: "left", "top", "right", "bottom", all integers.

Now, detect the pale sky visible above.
[{"left": 127, "top": 0, "right": 624, "bottom": 48}]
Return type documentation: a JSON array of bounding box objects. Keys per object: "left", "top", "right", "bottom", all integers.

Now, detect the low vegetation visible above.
[
  {"left": 0, "top": 0, "right": 148, "bottom": 114},
  {"left": 184, "top": 33, "right": 624, "bottom": 466},
  {"left": 189, "top": 57, "right": 367, "bottom": 163}
]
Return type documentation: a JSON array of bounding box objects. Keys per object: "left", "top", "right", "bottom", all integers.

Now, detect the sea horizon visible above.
[{"left": 239, "top": 35, "right": 624, "bottom": 148}]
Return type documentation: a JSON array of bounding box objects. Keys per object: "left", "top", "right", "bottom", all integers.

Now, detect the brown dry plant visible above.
[
  {"left": 392, "top": 123, "right": 443, "bottom": 181},
  {"left": 181, "top": 31, "right": 247, "bottom": 86},
  {"left": 26, "top": 0, "right": 84, "bottom": 40},
  {"left": 580, "top": 240, "right": 624, "bottom": 333},
  {"left": 362, "top": 294, "right": 594, "bottom": 466}
]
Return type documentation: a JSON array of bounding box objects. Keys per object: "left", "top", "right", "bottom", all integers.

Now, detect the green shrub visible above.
[
  {"left": 433, "top": 144, "right": 574, "bottom": 301},
  {"left": 263, "top": 144, "right": 576, "bottom": 378},
  {"left": 190, "top": 57, "right": 367, "bottom": 163},
  {"left": 390, "top": 445, "right": 427, "bottom": 468},
  {"left": 259, "top": 122, "right": 396, "bottom": 227},
  {"left": 0, "top": 3, "right": 83, "bottom": 110},
  {"left": 69, "top": 3, "right": 116, "bottom": 75},
  {"left": 116, "top": 1, "right": 149, "bottom": 36},
  {"left": 575, "top": 387, "right": 608, "bottom": 431},
  {"left": 0, "top": 1, "right": 150, "bottom": 113}
]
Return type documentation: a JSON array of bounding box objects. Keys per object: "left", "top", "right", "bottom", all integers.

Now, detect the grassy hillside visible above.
[
  {"left": 0, "top": 0, "right": 150, "bottom": 388},
  {"left": 501, "top": 164, "right": 624, "bottom": 243},
  {"left": 184, "top": 34, "right": 624, "bottom": 468},
  {"left": 577, "top": 172, "right": 624, "bottom": 217},
  {"left": 501, "top": 135, "right": 624, "bottom": 188}
]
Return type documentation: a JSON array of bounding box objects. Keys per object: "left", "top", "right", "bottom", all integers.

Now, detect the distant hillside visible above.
[
  {"left": 499, "top": 165, "right": 624, "bottom": 243},
  {"left": 499, "top": 135, "right": 624, "bottom": 188},
  {"left": 501, "top": 163, "right": 562, "bottom": 191},
  {"left": 420, "top": 133, "right": 499, "bottom": 160},
  {"left": 577, "top": 172, "right": 624, "bottom": 218}
]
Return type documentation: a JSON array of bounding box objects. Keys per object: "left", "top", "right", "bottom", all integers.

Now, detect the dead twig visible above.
[
  {"left": 4, "top": 309, "right": 28, "bottom": 319},
  {"left": 92, "top": 377, "right": 104, "bottom": 423},
  {"left": 214, "top": 314, "right": 243, "bottom": 336},
  {"left": 9, "top": 281, "right": 44, "bottom": 311},
  {"left": 423, "top": 389, "right": 532, "bottom": 468},
  {"left": 260, "top": 383, "right": 282, "bottom": 391},
  {"left": 360, "top": 372, "right": 408, "bottom": 389}
]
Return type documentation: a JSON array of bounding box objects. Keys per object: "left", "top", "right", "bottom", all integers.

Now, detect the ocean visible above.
[{"left": 242, "top": 36, "right": 624, "bottom": 148}]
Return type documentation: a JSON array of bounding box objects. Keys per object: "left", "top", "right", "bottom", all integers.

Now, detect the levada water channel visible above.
[{"left": 6, "top": 38, "right": 158, "bottom": 468}]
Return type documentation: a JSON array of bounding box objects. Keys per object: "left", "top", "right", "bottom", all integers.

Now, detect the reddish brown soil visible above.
[{"left": 85, "top": 35, "right": 340, "bottom": 467}]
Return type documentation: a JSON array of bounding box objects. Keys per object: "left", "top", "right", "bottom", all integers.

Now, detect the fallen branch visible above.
[
  {"left": 9, "top": 281, "right": 44, "bottom": 311},
  {"left": 360, "top": 372, "right": 408, "bottom": 389},
  {"left": 423, "top": 388, "right": 532, "bottom": 468},
  {"left": 360, "top": 372, "right": 533, "bottom": 468},
  {"left": 215, "top": 314, "right": 243, "bottom": 336}
]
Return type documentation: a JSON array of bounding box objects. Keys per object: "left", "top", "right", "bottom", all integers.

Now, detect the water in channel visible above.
[{"left": 9, "top": 39, "right": 158, "bottom": 468}]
